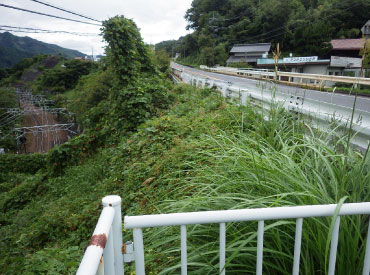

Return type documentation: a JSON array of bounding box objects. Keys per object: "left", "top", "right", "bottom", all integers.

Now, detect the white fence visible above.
[
  {"left": 171, "top": 65, "right": 370, "bottom": 151},
  {"left": 77, "top": 196, "right": 370, "bottom": 275},
  {"left": 204, "top": 66, "right": 370, "bottom": 87}
]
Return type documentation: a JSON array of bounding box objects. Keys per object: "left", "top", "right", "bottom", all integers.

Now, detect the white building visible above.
[{"left": 257, "top": 56, "right": 362, "bottom": 86}]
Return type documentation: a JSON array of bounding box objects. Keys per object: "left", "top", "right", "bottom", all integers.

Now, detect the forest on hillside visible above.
[
  {"left": 156, "top": 0, "right": 370, "bottom": 66},
  {"left": 0, "top": 32, "right": 84, "bottom": 68}
]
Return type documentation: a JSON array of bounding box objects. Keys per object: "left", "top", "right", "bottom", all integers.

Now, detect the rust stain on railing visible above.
[{"left": 88, "top": 233, "right": 107, "bottom": 249}]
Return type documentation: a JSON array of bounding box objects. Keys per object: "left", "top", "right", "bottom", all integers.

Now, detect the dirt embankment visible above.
[{"left": 20, "top": 56, "right": 60, "bottom": 83}]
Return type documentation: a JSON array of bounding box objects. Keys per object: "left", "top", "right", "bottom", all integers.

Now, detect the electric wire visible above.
[
  {"left": 0, "top": 25, "right": 99, "bottom": 37},
  {"left": 28, "top": 0, "right": 101, "bottom": 23},
  {"left": 0, "top": 4, "right": 101, "bottom": 26}
]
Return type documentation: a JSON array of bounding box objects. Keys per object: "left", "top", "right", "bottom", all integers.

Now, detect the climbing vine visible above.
[
  {"left": 101, "top": 16, "right": 154, "bottom": 85},
  {"left": 101, "top": 16, "right": 170, "bottom": 133}
]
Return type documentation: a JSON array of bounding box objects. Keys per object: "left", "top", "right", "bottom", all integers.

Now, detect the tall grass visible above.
[{"left": 141, "top": 103, "right": 370, "bottom": 274}]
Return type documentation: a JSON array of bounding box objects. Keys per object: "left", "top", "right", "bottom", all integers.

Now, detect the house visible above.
[
  {"left": 330, "top": 39, "right": 364, "bottom": 58},
  {"left": 227, "top": 43, "right": 271, "bottom": 65},
  {"left": 362, "top": 20, "right": 370, "bottom": 39},
  {"left": 257, "top": 55, "right": 362, "bottom": 86}
]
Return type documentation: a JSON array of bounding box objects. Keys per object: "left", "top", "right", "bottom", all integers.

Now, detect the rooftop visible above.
[
  {"left": 330, "top": 39, "right": 364, "bottom": 50},
  {"left": 230, "top": 43, "right": 271, "bottom": 53}
]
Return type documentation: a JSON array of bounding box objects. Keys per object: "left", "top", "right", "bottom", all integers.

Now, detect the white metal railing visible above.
[
  {"left": 171, "top": 64, "right": 370, "bottom": 151},
  {"left": 124, "top": 202, "right": 370, "bottom": 275},
  {"left": 205, "top": 65, "right": 370, "bottom": 86},
  {"left": 77, "top": 196, "right": 370, "bottom": 275},
  {"left": 77, "top": 195, "right": 123, "bottom": 275}
]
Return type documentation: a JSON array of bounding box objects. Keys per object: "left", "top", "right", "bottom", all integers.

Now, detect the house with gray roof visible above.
[{"left": 227, "top": 43, "right": 271, "bottom": 65}]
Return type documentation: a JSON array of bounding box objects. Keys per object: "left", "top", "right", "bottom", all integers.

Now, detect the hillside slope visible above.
[{"left": 0, "top": 32, "right": 84, "bottom": 68}]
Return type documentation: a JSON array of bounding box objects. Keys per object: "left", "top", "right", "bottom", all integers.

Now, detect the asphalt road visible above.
[{"left": 172, "top": 62, "right": 370, "bottom": 113}]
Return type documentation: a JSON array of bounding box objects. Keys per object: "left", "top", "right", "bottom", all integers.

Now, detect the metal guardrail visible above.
[
  {"left": 77, "top": 196, "right": 370, "bottom": 275},
  {"left": 171, "top": 65, "right": 370, "bottom": 151},
  {"left": 205, "top": 66, "right": 370, "bottom": 86}
]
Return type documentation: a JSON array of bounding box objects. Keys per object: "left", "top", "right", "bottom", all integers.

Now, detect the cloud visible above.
[{"left": 0, "top": 0, "right": 192, "bottom": 54}]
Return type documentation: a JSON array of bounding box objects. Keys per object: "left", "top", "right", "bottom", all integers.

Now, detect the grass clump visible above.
[{"left": 139, "top": 100, "right": 370, "bottom": 274}]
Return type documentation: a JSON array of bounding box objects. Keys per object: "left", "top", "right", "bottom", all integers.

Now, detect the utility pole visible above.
[
  {"left": 212, "top": 12, "right": 216, "bottom": 66},
  {"left": 91, "top": 47, "right": 94, "bottom": 62},
  {"left": 360, "top": 35, "right": 368, "bottom": 78}
]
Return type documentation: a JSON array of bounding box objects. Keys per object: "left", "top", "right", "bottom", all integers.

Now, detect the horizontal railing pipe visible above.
[
  {"left": 124, "top": 202, "right": 370, "bottom": 229},
  {"left": 204, "top": 65, "right": 370, "bottom": 86}
]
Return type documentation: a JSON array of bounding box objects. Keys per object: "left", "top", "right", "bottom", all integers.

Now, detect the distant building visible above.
[
  {"left": 330, "top": 39, "right": 364, "bottom": 58},
  {"left": 257, "top": 55, "right": 362, "bottom": 86},
  {"left": 361, "top": 20, "right": 370, "bottom": 39},
  {"left": 227, "top": 43, "right": 271, "bottom": 65}
]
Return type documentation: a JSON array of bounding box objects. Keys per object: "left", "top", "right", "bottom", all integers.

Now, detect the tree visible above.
[{"left": 102, "top": 16, "right": 154, "bottom": 85}]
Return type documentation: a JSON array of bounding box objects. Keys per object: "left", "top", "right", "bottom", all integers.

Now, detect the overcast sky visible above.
[{"left": 0, "top": 0, "right": 193, "bottom": 55}]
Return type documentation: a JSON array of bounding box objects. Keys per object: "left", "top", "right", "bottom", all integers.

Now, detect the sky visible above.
[{"left": 0, "top": 0, "right": 193, "bottom": 55}]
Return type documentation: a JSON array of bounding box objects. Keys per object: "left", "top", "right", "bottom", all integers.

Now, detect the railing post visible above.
[
  {"left": 328, "top": 216, "right": 341, "bottom": 275},
  {"left": 219, "top": 223, "right": 226, "bottom": 275},
  {"left": 102, "top": 195, "right": 124, "bottom": 275},
  {"left": 133, "top": 228, "right": 146, "bottom": 275},
  {"left": 104, "top": 228, "right": 115, "bottom": 275},
  {"left": 181, "top": 225, "right": 187, "bottom": 275},
  {"left": 256, "top": 220, "right": 264, "bottom": 275},
  {"left": 362, "top": 222, "right": 370, "bottom": 275},
  {"left": 292, "top": 218, "right": 303, "bottom": 275}
]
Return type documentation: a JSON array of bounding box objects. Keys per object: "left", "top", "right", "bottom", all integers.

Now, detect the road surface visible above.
[{"left": 172, "top": 62, "right": 370, "bottom": 113}]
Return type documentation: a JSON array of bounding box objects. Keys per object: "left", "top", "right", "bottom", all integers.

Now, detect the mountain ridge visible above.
[{"left": 0, "top": 32, "right": 85, "bottom": 68}]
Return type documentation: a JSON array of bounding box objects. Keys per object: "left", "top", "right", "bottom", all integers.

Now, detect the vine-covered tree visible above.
[{"left": 101, "top": 16, "right": 171, "bottom": 133}]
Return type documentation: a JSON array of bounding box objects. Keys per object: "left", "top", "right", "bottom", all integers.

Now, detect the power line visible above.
[
  {"left": 0, "top": 25, "right": 99, "bottom": 37},
  {"left": 0, "top": 4, "right": 101, "bottom": 26},
  {"left": 0, "top": 28, "right": 97, "bottom": 37},
  {"left": 28, "top": 0, "right": 101, "bottom": 23}
]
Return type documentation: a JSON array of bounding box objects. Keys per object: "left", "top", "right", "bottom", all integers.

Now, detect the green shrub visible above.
[
  {"left": 23, "top": 246, "right": 82, "bottom": 275},
  {"left": 46, "top": 133, "right": 101, "bottom": 175},
  {"left": 68, "top": 69, "right": 114, "bottom": 126},
  {"left": 0, "top": 154, "right": 46, "bottom": 174},
  {"left": 34, "top": 59, "right": 98, "bottom": 93}
]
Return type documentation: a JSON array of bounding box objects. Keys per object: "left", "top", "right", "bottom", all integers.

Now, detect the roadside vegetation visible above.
[{"left": 0, "top": 14, "right": 369, "bottom": 275}]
